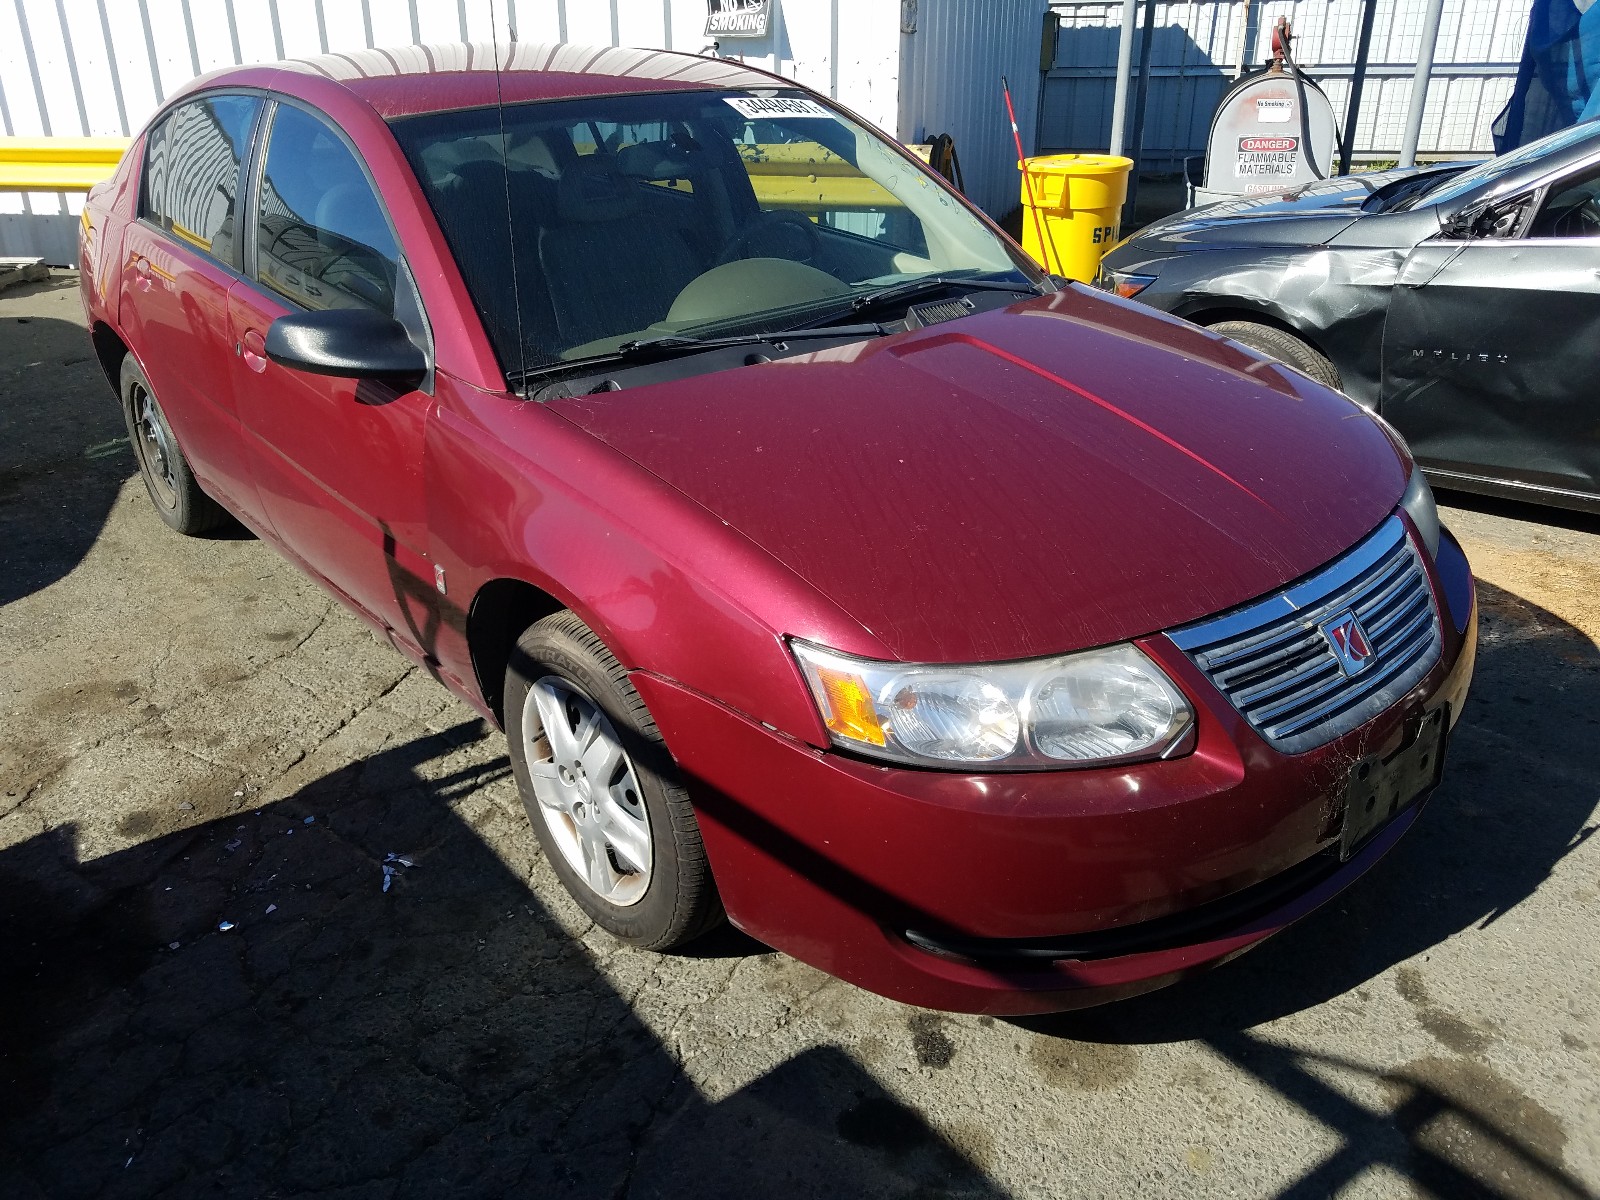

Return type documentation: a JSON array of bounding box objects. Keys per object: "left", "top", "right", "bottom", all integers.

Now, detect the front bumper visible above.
[{"left": 633, "top": 528, "right": 1477, "bottom": 1015}]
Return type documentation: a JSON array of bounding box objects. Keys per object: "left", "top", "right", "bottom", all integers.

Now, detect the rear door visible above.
[
  {"left": 227, "top": 98, "right": 438, "bottom": 648},
  {"left": 1381, "top": 160, "right": 1600, "bottom": 503},
  {"left": 120, "top": 92, "right": 264, "bottom": 519}
]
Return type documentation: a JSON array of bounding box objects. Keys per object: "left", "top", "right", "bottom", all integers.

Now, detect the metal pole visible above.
[
  {"left": 1108, "top": 0, "right": 1139, "bottom": 156},
  {"left": 1338, "top": 0, "right": 1378, "bottom": 175},
  {"left": 1399, "top": 0, "right": 1446, "bottom": 168},
  {"left": 1122, "top": 0, "right": 1158, "bottom": 224},
  {"left": 1233, "top": 0, "right": 1255, "bottom": 80}
]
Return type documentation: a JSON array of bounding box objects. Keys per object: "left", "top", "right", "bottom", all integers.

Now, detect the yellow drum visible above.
[{"left": 1017, "top": 154, "right": 1134, "bottom": 281}]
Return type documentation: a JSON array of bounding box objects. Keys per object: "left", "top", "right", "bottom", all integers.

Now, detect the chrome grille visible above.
[{"left": 1167, "top": 515, "right": 1441, "bottom": 754}]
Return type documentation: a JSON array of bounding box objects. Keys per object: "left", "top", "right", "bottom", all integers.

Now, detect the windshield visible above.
[
  {"left": 391, "top": 89, "right": 1034, "bottom": 376},
  {"left": 1415, "top": 118, "right": 1600, "bottom": 209}
]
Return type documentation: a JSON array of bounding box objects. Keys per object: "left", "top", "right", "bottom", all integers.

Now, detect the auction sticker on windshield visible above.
[
  {"left": 726, "top": 95, "right": 831, "bottom": 119},
  {"left": 1236, "top": 136, "right": 1299, "bottom": 179}
]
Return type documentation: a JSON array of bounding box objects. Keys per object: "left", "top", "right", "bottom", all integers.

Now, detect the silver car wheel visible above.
[{"left": 522, "top": 676, "right": 653, "bottom": 907}]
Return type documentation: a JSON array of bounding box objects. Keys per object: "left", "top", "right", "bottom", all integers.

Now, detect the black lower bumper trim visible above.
[{"left": 904, "top": 848, "right": 1345, "bottom": 966}]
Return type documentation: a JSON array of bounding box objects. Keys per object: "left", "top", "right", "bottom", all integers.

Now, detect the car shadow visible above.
[
  {"left": 0, "top": 720, "right": 1004, "bottom": 1199},
  {"left": 1435, "top": 486, "right": 1600, "bottom": 536},
  {"left": 1014, "top": 574, "right": 1598, "bottom": 1197},
  {"left": 0, "top": 288, "right": 250, "bottom": 609},
  {"left": 0, "top": 295, "right": 134, "bottom": 607}
]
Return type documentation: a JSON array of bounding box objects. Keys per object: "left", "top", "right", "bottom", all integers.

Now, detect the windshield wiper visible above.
[
  {"left": 847, "top": 274, "right": 1044, "bottom": 313},
  {"left": 512, "top": 322, "right": 888, "bottom": 388},
  {"left": 615, "top": 323, "right": 886, "bottom": 356}
]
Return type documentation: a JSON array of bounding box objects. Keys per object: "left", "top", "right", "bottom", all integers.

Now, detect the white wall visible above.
[{"left": 4, "top": 0, "right": 953, "bottom": 262}]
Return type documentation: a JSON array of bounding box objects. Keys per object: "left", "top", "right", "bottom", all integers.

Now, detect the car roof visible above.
[
  {"left": 1472, "top": 118, "right": 1600, "bottom": 194},
  {"left": 272, "top": 41, "right": 785, "bottom": 120}
]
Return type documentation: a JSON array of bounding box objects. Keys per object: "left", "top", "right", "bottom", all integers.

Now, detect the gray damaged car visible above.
[{"left": 1099, "top": 120, "right": 1600, "bottom": 515}]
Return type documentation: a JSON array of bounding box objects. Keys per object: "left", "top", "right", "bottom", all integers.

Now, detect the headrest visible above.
[
  {"left": 616, "top": 140, "right": 694, "bottom": 182},
  {"left": 555, "top": 156, "right": 638, "bottom": 222}
]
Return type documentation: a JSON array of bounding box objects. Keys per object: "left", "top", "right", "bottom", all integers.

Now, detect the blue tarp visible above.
[{"left": 1493, "top": 0, "right": 1600, "bottom": 151}]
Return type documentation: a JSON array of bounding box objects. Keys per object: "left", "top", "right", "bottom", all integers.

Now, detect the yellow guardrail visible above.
[
  {"left": 0, "top": 137, "right": 130, "bottom": 191},
  {"left": 0, "top": 136, "right": 910, "bottom": 216},
  {"left": 738, "top": 142, "right": 905, "bottom": 213}
]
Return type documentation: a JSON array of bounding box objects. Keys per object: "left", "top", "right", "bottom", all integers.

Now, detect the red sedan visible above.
[{"left": 78, "top": 43, "right": 1476, "bottom": 1014}]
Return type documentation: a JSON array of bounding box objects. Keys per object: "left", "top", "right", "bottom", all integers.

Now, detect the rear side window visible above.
[
  {"left": 142, "top": 94, "right": 259, "bottom": 268},
  {"left": 254, "top": 104, "right": 399, "bottom": 314}
]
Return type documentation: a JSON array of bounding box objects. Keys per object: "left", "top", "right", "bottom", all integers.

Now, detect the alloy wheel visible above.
[{"left": 521, "top": 676, "right": 653, "bottom": 906}]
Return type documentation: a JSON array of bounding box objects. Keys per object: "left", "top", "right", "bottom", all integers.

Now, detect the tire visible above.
[
  {"left": 1208, "top": 320, "right": 1342, "bottom": 391},
  {"left": 505, "top": 611, "right": 724, "bottom": 950},
  {"left": 119, "top": 355, "right": 229, "bottom": 535}
]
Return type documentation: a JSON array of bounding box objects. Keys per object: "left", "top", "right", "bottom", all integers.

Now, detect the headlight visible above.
[
  {"left": 790, "top": 641, "right": 1194, "bottom": 769},
  {"left": 1401, "top": 463, "right": 1441, "bottom": 560},
  {"left": 1093, "top": 267, "right": 1155, "bottom": 299}
]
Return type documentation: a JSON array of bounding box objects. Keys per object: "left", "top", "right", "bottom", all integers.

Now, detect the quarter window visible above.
[
  {"left": 142, "top": 94, "right": 259, "bottom": 267},
  {"left": 255, "top": 104, "right": 399, "bottom": 314}
]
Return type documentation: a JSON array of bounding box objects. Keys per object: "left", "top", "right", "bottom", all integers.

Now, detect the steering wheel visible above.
[
  {"left": 1553, "top": 200, "right": 1600, "bottom": 239},
  {"left": 715, "top": 210, "right": 820, "bottom": 266}
]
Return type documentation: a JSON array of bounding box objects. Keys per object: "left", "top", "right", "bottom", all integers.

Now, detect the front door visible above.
[
  {"left": 119, "top": 93, "right": 263, "bottom": 520},
  {"left": 228, "top": 99, "right": 437, "bottom": 649},
  {"left": 1381, "top": 162, "right": 1600, "bottom": 503}
]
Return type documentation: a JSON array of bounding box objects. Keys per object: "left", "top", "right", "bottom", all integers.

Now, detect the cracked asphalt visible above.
[{"left": 2, "top": 273, "right": 1597, "bottom": 1199}]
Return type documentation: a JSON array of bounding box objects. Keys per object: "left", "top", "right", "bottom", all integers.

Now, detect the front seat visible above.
[{"left": 537, "top": 155, "right": 702, "bottom": 348}]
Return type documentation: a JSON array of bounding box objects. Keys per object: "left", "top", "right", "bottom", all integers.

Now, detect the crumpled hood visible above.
[
  {"left": 553, "top": 289, "right": 1406, "bottom": 663},
  {"left": 1133, "top": 167, "right": 1436, "bottom": 251}
]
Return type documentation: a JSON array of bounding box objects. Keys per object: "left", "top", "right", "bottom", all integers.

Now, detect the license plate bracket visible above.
[{"left": 1339, "top": 706, "right": 1448, "bottom": 860}]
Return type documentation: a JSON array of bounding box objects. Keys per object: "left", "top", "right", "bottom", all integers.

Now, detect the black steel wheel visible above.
[{"left": 119, "top": 355, "right": 229, "bottom": 535}]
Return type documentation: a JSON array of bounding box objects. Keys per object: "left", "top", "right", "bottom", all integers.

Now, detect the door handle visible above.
[{"left": 240, "top": 328, "right": 268, "bottom": 374}]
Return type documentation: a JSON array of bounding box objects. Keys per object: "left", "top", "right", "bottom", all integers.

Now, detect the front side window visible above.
[
  {"left": 143, "top": 94, "right": 259, "bottom": 267},
  {"left": 1529, "top": 165, "right": 1600, "bottom": 238},
  {"left": 392, "top": 89, "right": 1031, "bottom": 375},
  {"left": 255, "top": 104, "right": 399, "bottom": 314}
]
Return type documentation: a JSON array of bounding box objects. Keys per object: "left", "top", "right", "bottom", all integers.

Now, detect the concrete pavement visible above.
[{"left": 2, "top": 272, "right": 1596, "bottom": 1199}]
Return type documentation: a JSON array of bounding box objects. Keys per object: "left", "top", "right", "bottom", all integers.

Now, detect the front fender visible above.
[
  {"left": 1149, "top": 248, "right": 1404, "bottom": 408},
  {"left": 423, "top": 373, "right": 887, "bottom": 745}
]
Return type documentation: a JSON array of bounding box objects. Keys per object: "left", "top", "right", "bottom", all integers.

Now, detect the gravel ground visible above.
[{"left": 2, "top": 272, "right": 1596, "bottom": 1199}]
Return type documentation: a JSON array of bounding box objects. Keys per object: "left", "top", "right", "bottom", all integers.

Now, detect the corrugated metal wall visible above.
[
  {"left": 900, "top": 0, "right": 1052, "bottom": 218},
  {"left": 1043, "top": 0, "right": 1530, "bottom": 170},
  {"left": 1, "top": 0, "right": 936, "bottom": 261}
]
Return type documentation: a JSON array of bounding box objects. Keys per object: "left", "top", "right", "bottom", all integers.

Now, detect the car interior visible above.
[{"left": 398, "top": 101, "right": 972, "bottom": 374}]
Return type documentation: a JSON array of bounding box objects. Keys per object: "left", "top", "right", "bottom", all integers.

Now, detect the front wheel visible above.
[
  {"left": 504, "top": 611, "right": 723, "bottom": 950},
  {"left": 1208, "top": 319, "right": 1341, "bottom": 391}
]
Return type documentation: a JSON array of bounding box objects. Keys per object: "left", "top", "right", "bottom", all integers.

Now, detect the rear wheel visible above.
[
  {"left": 505, "top": 611, "right": 723, "bottom": 950},
  {"left": 120, "top": 356, "right": 229, "bottom": 535},
  {"left": 1208, "top": 319, "right": 1341, "bottom": 391}
]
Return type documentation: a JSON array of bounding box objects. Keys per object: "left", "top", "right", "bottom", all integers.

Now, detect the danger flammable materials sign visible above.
[{"left": 1235, "top": 136, "right": 1300, "bottom": 179}]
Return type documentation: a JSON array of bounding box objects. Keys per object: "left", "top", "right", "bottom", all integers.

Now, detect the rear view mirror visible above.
[{"left": 265, "top": 308, "right": 428, "bottom": 386}]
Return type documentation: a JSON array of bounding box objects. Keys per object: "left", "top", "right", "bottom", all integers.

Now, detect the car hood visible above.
[
  {"left": 552, "top": 289, "right": 1406, "bottom": 664},
  {"left": 1132, "top": 167, "right": 1435, "bottom": 251}
]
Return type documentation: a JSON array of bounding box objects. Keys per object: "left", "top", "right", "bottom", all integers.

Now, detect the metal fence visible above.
[{"left": 1042, "top": 0, "right": 1531, "bottom": 170}]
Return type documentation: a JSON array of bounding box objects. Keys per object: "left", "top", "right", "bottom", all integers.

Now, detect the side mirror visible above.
[
  {"left": 1440, "top": 202, "right": 1485, "bottom": 239},
  {"left": 265, "top": 308, "right": 428, "bottom": 386}
]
